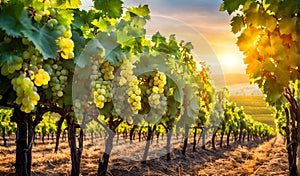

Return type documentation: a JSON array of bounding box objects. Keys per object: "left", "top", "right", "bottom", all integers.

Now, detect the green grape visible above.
[
  {"left": 34, "top": 13, "right": 43, "bottom": 22},
  {"left": 90, "top": 57, "right": 114, "bottom": 109},
  {"left": 3, "top": 36, "right": 11, "bottom": 43},
  {"left": 116, "top": 59, "right": 142, "bottom": 115},
  {"left": 11, "top": 73, "right": 39, "bottom": 113},
  {"left": 47, "top": 59, "right": 69, "bottom": 102},
  {"left": 48, "top": 18, "right": 58, "bottom": 26},
  {"left": 147, "top": 71, "right": 167, "bottom": 112},
  {"left": 46, "top": 22, "right": 54, "bottom": 30},
  {"left": 50, "top": 9, "right": 56, "bottom": 17}
]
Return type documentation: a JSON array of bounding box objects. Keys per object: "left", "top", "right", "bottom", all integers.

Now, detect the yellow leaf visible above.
[
  {"left": 279, "top": 17, "right": 297, "bottom": 35},
  {"left": 237, "top": 26, "right": 260, "bottom": 52},
  {"left": 265, "top": 14, "right": 277, "bottom": 32}
]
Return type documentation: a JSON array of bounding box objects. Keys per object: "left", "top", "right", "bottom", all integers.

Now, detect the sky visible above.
[{"left": 81, "top": 0, "right": 246, "bottom": 75}]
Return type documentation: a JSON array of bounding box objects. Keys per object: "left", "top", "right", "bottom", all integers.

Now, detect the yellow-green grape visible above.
[
  {"left": 34, "top": 13, "right": 43, "bottom": 22},
  {"left": 90, "top": 58, "right": 113, "bottom": 109},
  {"left": 73, "top": 98, "right": 85, "bottom": 119},
  {"left": 118, "top": 59, "right": 142, "bottom": 114},
  {"left": 152, "top": 71, "right": 166, "bottom": 94},
  {"left": 48, "top": 60, "right": 68, "bottom": 101},
  {"left": 11, "top": 73, "right": 40, "bottom": 113},
  {"left": 148, "top": 71, "right": 167, "bottom": 110},
  {"left": 148, "top": 93, "right": 167, "bottom": 109},
  {"left": 56, "top": 37, "right": 74, "bottom": 59},
  {"left": 34, "top": 69, "right": 51, "bottom": 86},
  {"left": 1, "top": 56, "right": 23, "bottom": 76}
]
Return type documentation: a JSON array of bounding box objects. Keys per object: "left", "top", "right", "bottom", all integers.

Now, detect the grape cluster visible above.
[
  {"left": 11, "top": 73, "right": 40, "bottom": 113},
  {"left": 48, "top": 60, "right": 68, "bottom": 99},
  {"left": 0, "top": 0, "right": 75, "bottom": 113},
  {"left": 0, "top": 55, "right": 23, "bottom": 76},
  {"left": 119, "top": 59, "right": 142, "bottom": 114},
  {"left": 148, "top": 71, "right": 167, "bottom": 109},
  {"left": 90, "top": 58, "right": 114, "bottom": 109},
  {"left": 32, "top": 0, "right": 74, "bottom": 59},
  {"left": 73, "top": 98, "right": 89, "bottom": 120}
]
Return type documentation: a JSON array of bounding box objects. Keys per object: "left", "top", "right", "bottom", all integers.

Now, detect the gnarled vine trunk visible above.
[
  {"left": 98, "top": 131, "right": 115, "bottom": 176},
  {"left": 182, "top": 124, "right": 189, "bottom": 155},
  {"left": 55, "top": 116, "right": 65, "bottom": 152},
  {"left": 12, "top": 108, "right": 34, "bottom": 176},
  {"left": 142, "top": 124, "right": 156, "bottom": 164},
  {"left": 66, "top": 115, "right": 83, "bottom": 176}
]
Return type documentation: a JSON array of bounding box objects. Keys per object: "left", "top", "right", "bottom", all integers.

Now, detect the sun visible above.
[{"left": 223, "top": 54, "right": 238, "bottom": 67}]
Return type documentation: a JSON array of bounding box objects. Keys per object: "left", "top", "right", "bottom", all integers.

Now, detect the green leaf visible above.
[
  {"left": 117, "top": 30, "right": 133, "bottom": 44},
  {"left": 231, "top": 15, "right": 245, "bottom": 34},
  {"left": 126, "top": 5, "right": 150, "bottom": 20},
  {"left": 221, "top": 0, "right": 246, "bottom": 15},
  {"left": 263, "top": 60, "right": 276, "bottom": 73},
  {"left": 32, "top": 1, "right": 45, "bottom": 11},
  {"left": 0, "top": 4, "right": 33, "bottom": 37},
  {"left": 105, "top": 46, "right": 127, "bottom": 66},
  {"left": 23, "top": 24, "right": 60, "bottom": 59},
  {"left": 274, "top": 62, "right": 290, "bottom": 86},
  {"left": 96, "top": 32, "right": 126, "bottom": 66},
  {"left": 72, "top": 31, "right": 85, "bottom": 63},
  {"left": 98, "top": 101, "right": 113, "bottom": 116},
  {"left": 76, "top": 37, "right": 105, "bottom": 68},
  {"left": 152, "top": 32, "right": 166, "bottom": 46},
  {"left": 94, "top": 0, "right": 123, "bottom": 18},
  {"left": 52, "top": 0, "right": 81, "bottom": 9},
  {"left": 173, "top": 88, "right": 183, "bottom": 104},
  {"left": 263, "top": 78, "right": 284, "bottom": 104},
  {"left": 56, "top": 10, "right": 74, "bottom": 26}
]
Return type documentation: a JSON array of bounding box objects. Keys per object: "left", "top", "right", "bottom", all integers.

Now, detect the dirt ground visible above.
[{"left": 0, "top": 134, "right": 288, "bottom": 175}]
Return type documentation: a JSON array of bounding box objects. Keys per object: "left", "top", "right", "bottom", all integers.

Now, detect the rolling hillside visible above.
[{"left": 229, "top": 96, "right": 275, "bottom": 128}]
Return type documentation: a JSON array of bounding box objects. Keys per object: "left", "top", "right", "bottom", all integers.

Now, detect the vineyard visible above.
[
  {"left": 229, "top": 96, "right": 274, "bottom": 128},
  {"left": 0, "top": 0, "right": 298, "bottom": 175}
]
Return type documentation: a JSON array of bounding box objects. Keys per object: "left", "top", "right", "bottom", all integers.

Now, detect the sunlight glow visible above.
[{"left": 223, "top": 54, "right": 238, "bottom": 67}]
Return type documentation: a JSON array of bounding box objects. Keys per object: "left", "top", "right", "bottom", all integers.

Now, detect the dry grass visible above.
[{"left": 0, "top": 135, "right": 288, "bottom": 176}]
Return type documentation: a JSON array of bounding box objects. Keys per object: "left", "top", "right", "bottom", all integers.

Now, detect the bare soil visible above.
[{"left": 0, "top": 135, "right": 288, "bottom": 176}]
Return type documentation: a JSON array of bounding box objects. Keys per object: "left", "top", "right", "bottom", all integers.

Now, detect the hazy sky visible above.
[{"left": 81, "top": 0, "right": 246, "bottom": 75}]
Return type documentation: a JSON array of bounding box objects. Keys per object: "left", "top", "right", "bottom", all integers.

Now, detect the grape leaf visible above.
[
  {"left": 23, "top": 24, "right": 60, "bottom": 59},
  {"left": 231, "top": 15, "right": 245, "bottom": 34},
  {"left": 265, "top": 14, "right": 277, "bottom": 32},
  {"left": 220, "top": 0, "right": 246, "bottom": 15},
  {"left": 279, "top": 17, "right": 297, "bottom": 35},
  {"left": 0, "top": 3, "right": 34, "bottom": 38},
  {"left": 52, "top": 0, "right": 81, "bottom": 9},
  {"left": 76, "top": 37, "right": 105, "bottom": 68},
  {"left": 237, "top": 27, "right": 259, "bottom": 52},
  {"left": 72, "top": 31, "right": 85, "bottom": 63},
  {"left": 245, "top": 59, "right": 261, "bottom": 78},
  {"left": 245, "top": 11, "right": 265, "bottom": 27},
  {"left": 263, "top": 60, "right": 276, "bottom": 73},
  {"left": 126, "top": 5, "right": 150, "bottom": 20},
  {"left": 96, "top": 32, "right": 126, "bottom": 66},
  {"left": 56, "top": 10, "right": 74, "bottom": 26},
  {"left": 105, "top": 46, "right": 127, "bottom": 66},
  {"left": 94, "top": 0, "right": 123, "bottom": 19},
  {"left": 263, "top": 78, "right": 284, "bottom": 105},
  {"left": 274, "top": 62, "right": 290, "bottom": 86}
]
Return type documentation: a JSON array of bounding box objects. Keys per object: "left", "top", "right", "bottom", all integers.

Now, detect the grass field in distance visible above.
[{"left": 229, "top": 96, "right": 275, "bottom": 128}]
